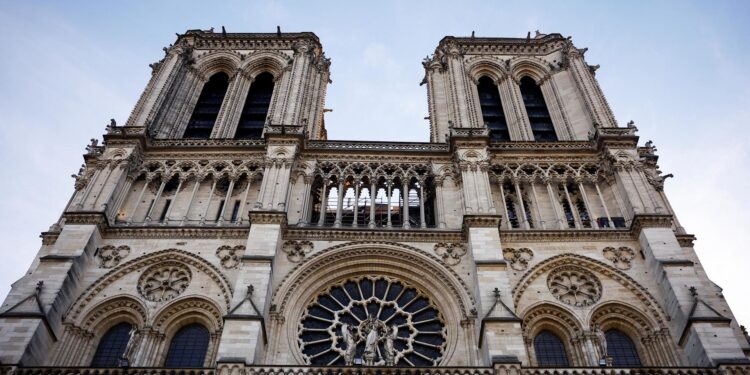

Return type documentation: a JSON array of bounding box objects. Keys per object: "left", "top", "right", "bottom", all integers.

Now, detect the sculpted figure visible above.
[
  {"left": 593, "top": 324, "right": 608, "bottom": 359},
  {"left": 383, "top": 325, "right": 398, "bottom": 366},
  {"left": 342, "top": 323, "right": 356, "bottom": 366},
  {"left": 121, "top": 326, "right": 140, "bottom": 362}
]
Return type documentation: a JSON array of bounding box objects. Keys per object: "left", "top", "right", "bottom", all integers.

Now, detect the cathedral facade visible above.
[{"left": 1, "top": 29, "right": 748, "bottom": 374}]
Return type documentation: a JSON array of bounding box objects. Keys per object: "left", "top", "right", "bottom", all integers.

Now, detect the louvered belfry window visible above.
[
  {"left": 184, "top": 72, "right": 230, "bottom": 139},
  {"left": 235, "top": 72, "right": 274, "bottom": 139},
  {"left": 520, "top": 76, "right": 557, "bottom": 141},
  {"left": 477, "top": 76, "right": 510, "bottom": 141}
]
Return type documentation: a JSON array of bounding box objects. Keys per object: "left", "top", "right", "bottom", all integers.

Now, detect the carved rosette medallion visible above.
[
  {"left": 602, "top": 246, "right": 636, "bottom": 270},
  {"left": 547, "top": 266, "right": 602, "bottom": 307},
  {"left": 215, "top": 245, "right": 245, "bottom": 269},
  {"left": 137, "top": 262, "right": 192, "bottom": 302},
  {"left": 283, "top": 240, "right": 314, "bottom": 262},
  {"left": 433, "top": 242, "right": 466, "bottom": 266},
  {"left": 98, "top": 245, "right": 131, "bottom": 268},
  {"left": 502, "top": 248, "right": 533, "bottom": 271},
  {"left": 298, "top": 276, "right": 446, "bottom": 366}
]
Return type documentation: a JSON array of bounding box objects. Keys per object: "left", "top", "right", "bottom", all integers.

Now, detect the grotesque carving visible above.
[
  {"left": 547, "top": 266, "right": 602, "bottom": 307},
  {"left": 282, "top": 240, "right": 313, "bottom": 262},
  {"left": 98, "top": 245, "right": 131, "bottom": 268},
  {"left": 503, "top": 247, "right": 534, "bottom": 271},
  {"left": 138, "top": 262, "right": 191, "bottom": 302},
  {"left": 434, "top": 242, "right": 466, "bottom": 266},
  {"left": 602, "top": 246, "right": 636, "bottom": 270},
  {"left": 215, "top": 245, "right": 245, "bottom": 269}
]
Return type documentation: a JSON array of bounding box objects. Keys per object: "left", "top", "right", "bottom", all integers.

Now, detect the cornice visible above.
[
  {"left": 463, "top": 215, "right": 502, "bottom": 229},
  {"left": 107, "top": 226, "right": 248, "bottom": 239},
  {"left": 489, "top": 140, "right": 596, "bottom": 152},
  {"left": 249, "top": 211, "right": 288, "bottom": 227},
  {"left": 284, "top": 226, "right": 464, "bottom": 242},
  {"left": 500, "top": 229, "right": 634, "bottom": 243},
  {"left": 304, "top": 140, "right": 449, "bottom": 153},
  {"left": 676, "top": 234, "right": 697, "bottom": 248},
  {"left": 631, "top": 214, "right": 673, "bottom": 234}
]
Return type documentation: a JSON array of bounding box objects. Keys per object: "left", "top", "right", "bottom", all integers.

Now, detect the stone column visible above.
[
  {"left": 369, "top": 180, "right": 377, "bottom": 228},
  {"left": 317, "top": 181, "right": 328, "bottom": 226},
  {"left": 402, "top": 179, "right": 410, "bottom": 228},
  {"left": 163, "top": 176, "right": 184, "bottom": 224},
  {"left": 127, "top": 176, "right": 151, "bottom": 225},
  {"left": 419, "top": 181, "right": 426, "bottom": 228},
  {"left": 594, "top": 181, "right": 614, "bottom": 228},
  {"left": 143, "top": 177, "right": 166, "bottom": 225},
  {"left": 544, "top": 178, "right": 565, "bottom": 229},
  {"left": 181, "top": 177, "right": 201, "bottom": 225},
  {"left": 334, "top": 180, "right": 344, "bottom": 227}
]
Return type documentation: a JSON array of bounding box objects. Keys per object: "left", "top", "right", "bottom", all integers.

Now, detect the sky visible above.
[{"left": 0, "top": 0, "right": 749, "bottom": 328}]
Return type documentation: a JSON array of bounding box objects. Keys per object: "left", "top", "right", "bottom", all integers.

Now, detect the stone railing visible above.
[
  {"left": 3, "top": 365, "right": 747, "bottom": 375},
  {"left": 2, "top": 368, "right": 213, "bottom": 375},
  {"left": 306, "top": 140, "right": 449, "bottom": 152}
]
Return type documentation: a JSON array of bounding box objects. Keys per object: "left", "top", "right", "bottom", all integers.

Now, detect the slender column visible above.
[
  {"left": 76, "top": 167, "right": 101, "bottom": 209},
  {"left": 530, "top": 181, "right": 545, "bottom": 229},
  {"left": 594, "top": 181, "right": 614, "bottom": 228},
  {"left": 110, "top": 176, "right": 134, "bottom": 222},
  {"left": 238, "top": 176, "right": 252, "bottom": 225},
  {"left": 498, "top": 180, "right": 512, "bottom": 229},
  {"left": 607, "top": 177, "right": 630, "bottom": 222},
  {"left": 545, "top": 179, "right": 565, "bottom": 229},
  {"left": 91, "top": 165, "right": 116, "bottom": 210},
  {"left": 200, "top": 178, "right": 217, "bottom": 225},
  {"left": 255, "top": 164, "right": 271, "bottom": 208},
  {"left": 217, "top": 178, "right": 235, "bottom": 225},
  {"left": 577, "top": 179, "right": 598, "bottom": 229},
  {"left": 124, "top": 178, "right": 147, "bottom": 223},
  {"left": 317, "top": 180, "right": 328, "bottom": 226},
  {"left": 402, "top": 180, "right": 410, "bottom": 228},
  {"left": 352, "top": 181, "right": 360, "bottom": 227},
  {"left": 181, "top": 178, "right": 200, "bottom": 225},
  {"left": 334, "top": 180, "right": 344, "bottom": 227},
  {"left": 419, "top": 182, "right": 426, "bottom": 228},
  {"left": 163, "top": 177, "right": 184, "bottom": 224},
  {"left": 386, "top": 181, "right": 393, "bottom": 228},
  {"left": 562, "top": 183, "right": 581, "bottom": 229},
  {"left": 435, "top": 179, "right": 447, "bottom": 228},
  {"left": 369, "top": 180, "right": 377, "bottom": 228},
  {"left": 143, "top": 178, "right": 166, "bottom": 225},
  {"left": 514, "top": 179, "right": 530, "bottom": 230},
  {"left": 297, "top": 176, "right": 312, "bottom": 226}
]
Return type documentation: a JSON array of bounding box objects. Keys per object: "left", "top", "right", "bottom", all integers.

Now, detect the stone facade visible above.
[{"left": 1, "top": 29, "right": 748, "bottom": 374}]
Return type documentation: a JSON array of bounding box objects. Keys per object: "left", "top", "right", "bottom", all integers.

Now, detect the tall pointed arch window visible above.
[
  {"left": 164, "top": 323, "right": 210, "bottom": 367},
  {"left": 606, "top": 329, "right": 642, "bottom": 367},
  {"left": 534, "top": 330, "right": 569, "bottom": 366},
  {"left": 477, "top": 76, "right": 510, "bottom": 141},
  {"left": 520, "top": 76, "right": 557, "bottom": 142},
  {"left": 91, "top": 322, "right": 132, "bottom": 367},
  {"left": 183, "top": 72, "right": 230, "bottom": 139},
  {"left": 235, "top": 72, "right": 274, "bottom": 139}
]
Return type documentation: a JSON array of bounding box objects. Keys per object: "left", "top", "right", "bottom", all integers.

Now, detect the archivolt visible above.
[
  {"left": 512, "top": 253, "right": 667, "bottom": 326},
  {"left": 152, "top": 296, "right": 224, "bottom": 335},
  {"left": 193, "top": 50, "right": 243, "bottom": 78},
  {"left": 465, "top": 56, "right": 510, "bottom": 83},
  {"left": 78, "top": 295, "right": 148, "bottom": 332},
  {"left": 521, "top": 302, "right": 583, "bottom": 338},
  {"left": 270, "top": 241, "right": 476, "bottom": 318},
  {"left": 509, "top": 56, "right": 552, "bottom": 82},
  {"left": 240, "top": 50, "right": 291, "bottom": 79},
  {"left": 67, "top": 248, "right": 233, "bottom": 322}
]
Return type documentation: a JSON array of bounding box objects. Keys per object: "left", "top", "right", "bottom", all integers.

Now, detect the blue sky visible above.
[{"left": 1, "top": 1, "right": 749, "bottom": 326}]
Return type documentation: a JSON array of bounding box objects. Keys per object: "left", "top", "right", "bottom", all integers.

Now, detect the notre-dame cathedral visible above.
[{"left": 1, "top": 29, "right": 748, "bottom": 375}]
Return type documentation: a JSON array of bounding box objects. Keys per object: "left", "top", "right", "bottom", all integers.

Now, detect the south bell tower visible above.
[{"left": 0, "top": 29, "right": 748, "bottom": 373}]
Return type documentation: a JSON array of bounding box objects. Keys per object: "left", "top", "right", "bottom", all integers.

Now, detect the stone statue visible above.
[
  {"left": 341, "top": 323, "right": 356, "bottom": 366},
  {"left": 383, "top": 325, "right": 398, "bottom": 366},
  {"left": 593, "top": 323, "right": 607, "bottom": 360},
  {"left": 363, "top": 316, "right": 380, "bottom": 366},
  {"left": 121, "top": 326, "right": 140, "bottom": 362}
]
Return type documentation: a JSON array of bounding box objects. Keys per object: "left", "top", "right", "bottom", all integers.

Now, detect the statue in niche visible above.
[{"left": 341, "top": 323, "right": 357, "bottom": 366}]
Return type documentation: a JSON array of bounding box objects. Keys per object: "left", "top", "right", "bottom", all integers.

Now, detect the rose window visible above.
[
  {"left": 299, "top": 276, "right": 447, "bottom": 366},
  {"left": 138, "top": 262, "right": 192, "bottom": 302},
  {"left": 547, "top": 266, "right": 602, "bottom": 307}
]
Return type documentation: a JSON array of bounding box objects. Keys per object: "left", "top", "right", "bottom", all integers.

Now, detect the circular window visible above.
[
  {"left": 547, "top": 266, "right": 602, "bottom": 307},
  {"left": 298, "top": 276, "right": 446, "bottom": 366},
  {"left": 137, "top": 262, "right": 192, "bottom": 302}
]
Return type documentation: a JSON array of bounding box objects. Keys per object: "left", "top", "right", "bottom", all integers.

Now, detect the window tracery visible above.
[
  {"left": 90, "top": 322, "right": 132, "bottom": 367},
  {"left": 164, "top": 323, "right": 211, "bottom": 368},
  {"left": 298, "top": 276, "right": 446, "bottom": 366},
  {"left": 547, "top": 266, "right": 602, "bottom": 307},
  {"left": 534, "top": 330, "right": 569, "bottom": 367},
  {"left": 138, "top": 262, "right": 192, "bottom": 302}
]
